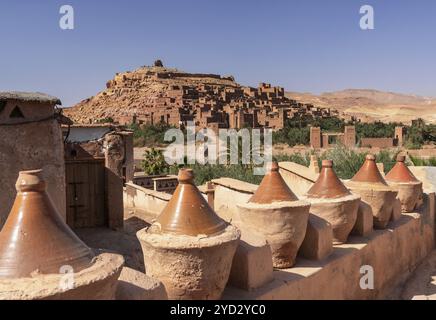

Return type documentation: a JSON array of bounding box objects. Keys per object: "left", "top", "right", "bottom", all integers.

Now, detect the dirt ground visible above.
[{"left": 75, "top": 210, "right": 156, "bottom": 273}]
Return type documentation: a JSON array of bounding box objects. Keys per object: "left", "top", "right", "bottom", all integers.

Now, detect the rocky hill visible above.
[
  {"left": 286, "top": 89, "right": 436, "bottom": 124},
  {"left": 64, "top": 60, "right": 338, "bottom": 132},
  {"left": 65, "top": 61, "right": 436, "bottom": 126},
  {"left": 64, "top": 61, "right": 239, "bottom": 124}
]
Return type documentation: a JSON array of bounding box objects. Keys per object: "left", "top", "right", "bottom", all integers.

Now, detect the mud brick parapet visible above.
[
  {"left": 124, "top": 182, "right": 171, "bottom": 217},
  {"left": 212, "top": 178, "right": 258, "bottom": 222},
  {"left": 278, "top": 162, "right": 318, "bottom": 196},
  {"left": 122, "top": 162, "right": 436, "bottom": 300},
  {"left": 223, "top": 193, "right": 435, "bottom": 299}
]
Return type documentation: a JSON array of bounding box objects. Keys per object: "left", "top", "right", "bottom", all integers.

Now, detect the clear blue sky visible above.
[{"left": 0, "top": 0, "right": 435, "bottom": 107}]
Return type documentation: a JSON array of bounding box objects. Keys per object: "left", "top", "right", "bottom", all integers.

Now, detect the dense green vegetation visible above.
[
  {"left": 129, "top": 123, "right": 176, "bottom": 147},
  {"left": 141, "top": 148, "right": 169, "bottom": 175},
  {"left": 273, "top": 115, "right": 347, "bottom": 146},
  {"left": 126, "top": 117, "right": 436, "bottom": 185},
  {"left": 124, "top": 115, "right": 436, "bottom": 150},
  {"left": 409, "top": 155, "right": 436, "bottom": 166},
  {"left": 140, "top": 144, "right": 407, "bottom": 185},
  {"left": 96, "top": 117, "right": 114, "bottom": 124},
  {"left": 319, "top": 145, "right": 399, "bottom": 179},
  {"left": 141, "top": 151, "right": 264, "bottom": 185},
  {"left": 274, "top": 145, "right": 399, "bottom": 180},
  {"left": 171, "top": 163, "right": 264, "bottom": 186},
  {"left": 355, "top": 122, "right": 399, "bottom": 139},
  {"left": 403, "top": 119, "right": 436, "bottom": 149}
]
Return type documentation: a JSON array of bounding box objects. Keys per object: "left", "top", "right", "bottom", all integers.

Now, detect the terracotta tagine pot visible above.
[
  {"left": 304, "top": 160, "right": 360, "bottom": 244},
  {"left": 155, "top": 169, "right": 227, "bottom": 236},
  {"left": 249, "top": 162, "right": 299, "bottom": 204},
  {"left": 385, "top": 155, "right": 423, "bottom": 212},
  {"left": 137, "top": 168, "right": 240, "bottom": 300},
  {"left": 0, "top": 170, "right": 124, "bottom": 300},
  {"left": 237, "top": 162, "right": 310, "bottom": 268},
  {"left": 345, "top": 155, "right": 397, "bottom": 229},
  {"left": 0, "top": 170, "right": 94, "bottom": 278}
]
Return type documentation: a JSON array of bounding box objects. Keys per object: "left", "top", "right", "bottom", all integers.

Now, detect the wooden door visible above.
[{"left": 65, "top": 159, "right": 106, "bottom": 228}]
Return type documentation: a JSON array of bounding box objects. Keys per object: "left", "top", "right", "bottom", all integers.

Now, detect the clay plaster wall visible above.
[
  {"left": 66, "top": 126, "right": 112, "bottom": 143},
  {"left": 409, "top": 166, "right": 436, "bottom": 193},
  {"left": 360, "top": 137, "right": 395, "bottom": 148},
  {"left": 124, "top": 181, "right": 209, "bottom": 219},
  {"left": 0, "top": 100, "right": 53, "bottom": 125},
  {"left": 212, "top": 178, "right": 257, "bottom": 222},
  {"left": 211, "top": 165, "right": 317, "bottom": 221},
  {"left": 124, "top": 182, "right": 171, "bottom": 217},
  {"left": 278, "top": 162, "right": 318, "bottom": 196},
  {"left": 0, "top": 119, "right": 66, "bottom": 228},
  {"left": 122, "top": 163, "right": 436, "bottom": 300}
]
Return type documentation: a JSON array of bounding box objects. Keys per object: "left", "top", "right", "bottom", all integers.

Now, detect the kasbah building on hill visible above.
[
  {"left": 65, "top": 60, "right": 405, "bottom": 149},
  {"left": 0, "top": 61, "right": 436, "bottom": 300},
  {"left": 65, "top": 60, "right": 340, "bottom": 132}
]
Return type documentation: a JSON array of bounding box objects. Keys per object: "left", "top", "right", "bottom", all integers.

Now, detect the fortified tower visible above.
[
  {"left": 395, "top": 126, "right": 404, "bottom": 147},
  {"left": 310, "top": 126, "right": 322, "bottom": 149}
]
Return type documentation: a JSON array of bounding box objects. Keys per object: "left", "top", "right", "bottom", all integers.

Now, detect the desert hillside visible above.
[
  {"left": 286, "top": 89, "right": 436, "bottom": 124},
  {"left": 64, "top": 62, "right": 239, "bottom": 124},
  {"left": 64, "top": 61, "right": 436, "bottom": 126}
]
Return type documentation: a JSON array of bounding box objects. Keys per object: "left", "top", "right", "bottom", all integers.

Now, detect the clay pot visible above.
[
  {"left": 0, "top": 253, "right": 124, "bottom": 300},
  {"left": 138, "top": 225, "right": 239, "bottom": 300},
  {"left": 0, "top": 170, "right": 94, "bottom": 278},
  {"left": 237, "top": 201, "right": 309, "bottom": 268},
  {"left": 249, "top": 162, "right": 298, "bottom": 204},
  {"left": 0, "top": 170, "right": 124, "bottom": 299},
  {"left": 304, "top": 160, "right": 360, "bottom": 244},
  {"left": 137, "top": 168, "right": 240, "bottom": 300},
  {"left": 155, "top": 169, "right": 227, "bottom": 236},
  {"left": 351, "top": 154, "right": 387, "bottom": 185},
  {"left": 238, "top": 162, "right": 310, "bottom": 268},
  {"left": 385, "top": 155, "right": 423, "bottom": 212},
  {"left": 346, "top": 155, "right": 397, "bottom": 229}
]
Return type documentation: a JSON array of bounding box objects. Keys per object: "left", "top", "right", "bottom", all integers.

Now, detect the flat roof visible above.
[{"left": 0, "top": 91, "right": 61, "bottom": 105}]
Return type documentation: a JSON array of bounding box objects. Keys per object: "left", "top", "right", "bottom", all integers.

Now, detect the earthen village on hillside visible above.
[{"left": 65, "top": 60, "right": 340, "bottom": 131}]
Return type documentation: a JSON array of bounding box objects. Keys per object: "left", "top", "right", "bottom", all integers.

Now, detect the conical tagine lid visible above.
[
  {"left": 385, "top": 155, "right": 419, "bottom": 183},
  {"left": 351, "top": 154, "right": 387, "bottom": 185},
  {"left": 0, "top": 170, "right": 94, "bottom": 279},
  {"left": 307, "top": 160, "right": 351, "bottom": 199},
  {"left": 155, "top": 169, "right": 227, "bottom": 236},
  {"left": 249, "top": 162, "right": 298, "bottom": 204}
]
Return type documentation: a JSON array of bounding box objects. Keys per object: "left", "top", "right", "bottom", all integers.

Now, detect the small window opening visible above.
[{"left": 328, "top": 136, "right": 337, "bottom": 145}]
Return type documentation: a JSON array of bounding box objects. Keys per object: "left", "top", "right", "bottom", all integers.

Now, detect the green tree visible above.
[
  {"left": 319, "top": 144, "right": 367, "bottom": 179},
  {"left": 96, "top": 117, "right": 114, "bottom": 124},
  {"left": 128, "top": 123, "right": 176, "bottom": 147},
  {"left": 141, "top": 148, "right": 169, "bottom": 175},
  {"left": 405, "top": 126, "right": 424, "bottom": 149}
]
